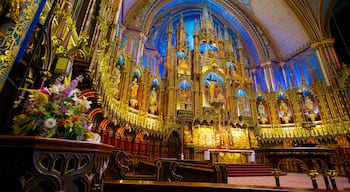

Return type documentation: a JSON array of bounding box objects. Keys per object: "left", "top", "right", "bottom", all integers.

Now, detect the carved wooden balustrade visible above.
[{"left": 0, "top": 135, "right": 114, "bottom": 192}]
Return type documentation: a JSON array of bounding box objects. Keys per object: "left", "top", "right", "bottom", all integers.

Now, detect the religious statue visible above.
[
  {"left": 279, "top": 100, "right": 289, "bottom": 117},
  {"left": 129, "top": 77, "right": 139, "bottom": 108},
  {"left": 183, "top": 125, "right": 193, "bottom": 144},
  {"left": 237, "top": 96, "right": 248, "bottom": 116},
  {"left": 149, "top": 87, "right": 158, "bottom": 114},
  {"left": 177, "top": 50, "right": 187, "bottom": 68},
  {"left": 279, "top": 99, "right": 291, "bottom": 123},
  {"left": 258, "top": 102, "right": 268, "bottom": 124},
  {"left": 257, "top": 102, "right": 266, "bottom": 117},
  {"left": 304, "top": 95, "right": 314, "bottom": 114},
  {"left": 209, "top": 80, "right": 216, "bottom": 101}
]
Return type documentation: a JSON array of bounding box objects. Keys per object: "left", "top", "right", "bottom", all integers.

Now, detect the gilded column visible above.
[
  {"left": 81, "top": 0, "right": 98, "bottom": 35},
  {"left": 313, "top": 82, "right": 331, "bottom": 121},
  {"left": 165, "top": 20, "right": 176, "bottom": 126},
  {"left": 290, "top": 89, "right": 303, "bottom": 127},
  {"left": 141, "top": 69, "right": 151, "bottom": 112},
  {"left": 267, "top": 92, "right": 279, "bottom": 128},
  {"left": 237, "top": 39, "right": 246, "bottom": 82},
  {"left": 193, "top": 25, "right": 201, "bottom": 117}
]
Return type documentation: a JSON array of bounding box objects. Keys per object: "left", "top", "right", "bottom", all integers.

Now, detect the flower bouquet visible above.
[{"left": 12, "top": 75, "right": 94, "bottom": 141}]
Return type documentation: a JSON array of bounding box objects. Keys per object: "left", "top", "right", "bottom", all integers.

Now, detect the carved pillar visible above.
[
  {"left": 159, "top": 87, "right": 165, "bottom": 117},
  {"left": 235, "top": 38, "right": 245, "bottom": 83},
  {"left": 193, "top": 31, "right": 201, "bottom": 117},
  {"left": 81, "top": 0, "right": 98, "bottom": 35},
  {"left": 267, "top": 93, "right": 279, "bottom": 127},
  {"left": 165, "top": 20, "right": 176, "bottom": 126},
  {"left": 141, "top": 69, "right": 151, "bottom": 112},
  {"left": 110, "top": 0, "right": 123, "bottom": 40}
]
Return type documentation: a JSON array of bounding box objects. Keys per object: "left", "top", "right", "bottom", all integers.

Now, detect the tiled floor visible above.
[{"left": 228, "top": 173, "right": 350, "bottom": 191}]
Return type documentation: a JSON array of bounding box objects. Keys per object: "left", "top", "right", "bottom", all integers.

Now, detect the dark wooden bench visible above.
[
  {"left": 154, "top": 158, "right": 227, "bottom": 183},
  {"left": 176, "top": 160, "right": 227, "bottom": 183},
  {"left": 105, "top": 150, "right": 227, "bottom": 183},
  {"left": 105, "top": 149, "right": 156, "bottom": 181}
]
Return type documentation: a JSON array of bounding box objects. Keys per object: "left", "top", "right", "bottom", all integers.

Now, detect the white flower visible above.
[
  {"left": 65, "top": 110, "right": 74, "bottom": 116},
  {"left": 49, "top": 84, "right": 65, "bottom": 94},
  {"left": 81, "top": 96, "right": 92, "bottom": 110},
  {"left": 87, "top": 123, "right": 93, "bottom": 131},
  {"left": 44, "top": 118, "right": 57, "bottom": 128},
  {"left": 68, "top": 88, "right": 80, "bottom": 97},
  {"left": 72, "top": 94, "right": 82, "bottom": 104}
]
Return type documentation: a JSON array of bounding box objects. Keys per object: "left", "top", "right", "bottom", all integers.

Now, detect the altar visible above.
[{"left": 204, "top": 149, "right": 255, "bottom": 164}]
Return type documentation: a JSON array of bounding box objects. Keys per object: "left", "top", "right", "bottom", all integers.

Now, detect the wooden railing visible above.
[{"left": 0, "top": 135, "right": 114, "bottom": 192}]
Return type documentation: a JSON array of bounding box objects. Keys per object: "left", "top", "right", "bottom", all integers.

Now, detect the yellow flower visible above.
[
  {"left": 65, "top": 119, "right": 73, "bottom": 128},
  {"left": 13, "top": 114, "right": 30, "bottom": 126},
  {"left": 19, "top": 88, "right": 49, "bottom": 104}
]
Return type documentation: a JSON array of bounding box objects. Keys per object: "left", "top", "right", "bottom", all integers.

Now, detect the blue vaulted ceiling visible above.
[{"left": 144, "top": 0, "right": 261, "bottom": 64}]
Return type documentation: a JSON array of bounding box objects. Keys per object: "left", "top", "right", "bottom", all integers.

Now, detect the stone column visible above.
[{"left": 260, "top": 61, "right": 272, "bottom": 92}]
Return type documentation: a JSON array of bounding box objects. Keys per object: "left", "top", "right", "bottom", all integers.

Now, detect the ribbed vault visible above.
[{"left": 122, "top": 0, "right": 332, "bottom": 63}]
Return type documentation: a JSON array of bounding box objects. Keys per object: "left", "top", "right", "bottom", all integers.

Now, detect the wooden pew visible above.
[
  {"left": 176, "top": 160, "right": 227, "bottom": 183},
  {"left": 105, "top": 149, "right": 156, "bottom": 181},
  {"left": 105, "top": 150, "right": 227, "bottom": 184}
]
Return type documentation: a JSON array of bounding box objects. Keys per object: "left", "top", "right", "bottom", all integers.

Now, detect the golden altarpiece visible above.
[{"left": 0, "top": 0, "right": 350, "bottom": 174}]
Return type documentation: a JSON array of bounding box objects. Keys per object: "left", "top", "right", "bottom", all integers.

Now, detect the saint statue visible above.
[
  {"left": 237, "top": 96, "right": 248, "bottom": 115},
  {"left": 304, "top": 95, "right": 314, "bottom": 114},
  {"left": 279, "top": 100, "right": 289, "bottom": 117},
  {"left": 183, "top": 125, "right": 193, "bottom": 144},
  {"left": 208, "top": 80, "right": 216, "bottom": 100},
  {"left": 149, "top": 87, "right": 158, "bottom": 114},
  {"left": 258, "top": 102, "right": 266, "bottom": 118},
  {"left": 129, "top": 78, "right": 139, "bottom": 108}
]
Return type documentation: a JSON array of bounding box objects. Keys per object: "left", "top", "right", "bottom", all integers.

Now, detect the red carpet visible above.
[
  {"left": 227, "top": 163, "right": 287, "bottom": 177},
  {"left": 228, "top": 172, "right": 350, "bottom": 191}
]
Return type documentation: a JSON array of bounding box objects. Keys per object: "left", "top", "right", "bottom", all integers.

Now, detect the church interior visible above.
[{"left": 1, "top": 0, "right": 350, "bottom": 191}]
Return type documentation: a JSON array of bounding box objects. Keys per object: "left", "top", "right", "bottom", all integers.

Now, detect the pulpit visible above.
[{"left": 0, "top": 135, "right": 114, "bottom": 192}]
